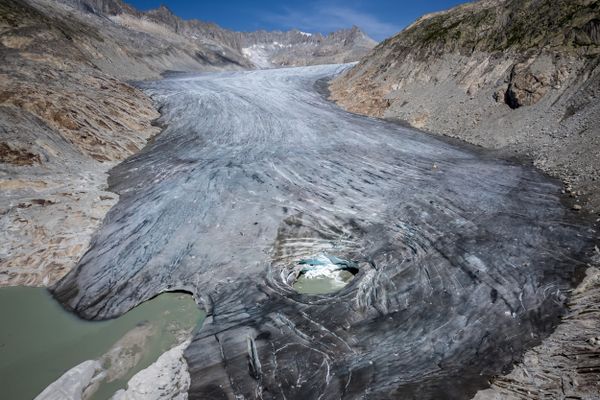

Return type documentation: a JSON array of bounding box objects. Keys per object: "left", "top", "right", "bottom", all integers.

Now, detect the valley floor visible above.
[{"left": 45, "top": 65, "right": 597, "bottom": 399}]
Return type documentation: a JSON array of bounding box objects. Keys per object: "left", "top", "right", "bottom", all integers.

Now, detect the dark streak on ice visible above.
[{"left": 52, "top": 65, "right": 594, "bottom": 399}]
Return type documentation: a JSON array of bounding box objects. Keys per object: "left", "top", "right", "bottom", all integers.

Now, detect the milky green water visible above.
[
  {"left": 0, "top": 287, "right": 205, "bottom": 400},
  {"left": 293, "top": 270, "right": 355, "bottom": 295}
]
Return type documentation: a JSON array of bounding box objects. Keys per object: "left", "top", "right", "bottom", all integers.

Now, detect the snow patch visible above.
[{"left": 242, "top": 46, "right": 272, "bottom": 69}]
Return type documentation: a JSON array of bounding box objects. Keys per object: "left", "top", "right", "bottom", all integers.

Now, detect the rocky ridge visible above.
[
  {"left": 61, "top": 0, "right": 376, "bottom": 72},
  {"left": 331, "top": 0, "right": 600, "bottom": 212},
  {"left": 239, "top": 26, "right": 376, "bottom": 68}
]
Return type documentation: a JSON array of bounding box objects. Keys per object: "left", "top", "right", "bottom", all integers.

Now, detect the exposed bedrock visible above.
[{"left": 52, "top": 65, "right": 595, "bottom": 399}]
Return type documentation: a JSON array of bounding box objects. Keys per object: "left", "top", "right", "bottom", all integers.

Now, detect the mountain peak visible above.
[
  {"left": 144, "top": 4, "right": 180, "bottom": 30},
  {"left": 153, "top": 4, "right": 174, "bottom": 16},
  {"left": 55, "top": 0, "right": 376, "bottom": 69}
]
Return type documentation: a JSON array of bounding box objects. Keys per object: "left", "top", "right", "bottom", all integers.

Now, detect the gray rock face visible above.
[
  {"left": 111, "top": 341, "right": 191, "bottom": 400},
  {"left": 505, "top": 58, "right": 560, "bottom": 109},
  {"left": 34, "top": 360, "right": 103, "bottom": 400},
  {"left": 0, "top": 0, "right": 161, "bottom": 286},
  {"left": 52, "top": 65, "right": 594, "bottom": 399}
]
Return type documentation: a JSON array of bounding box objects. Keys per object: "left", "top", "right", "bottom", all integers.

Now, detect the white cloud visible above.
[{"left": 262, "top": 3, "right": 401, "bottom": 41}]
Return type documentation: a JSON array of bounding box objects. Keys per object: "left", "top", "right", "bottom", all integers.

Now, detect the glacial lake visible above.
[{"left": 0, "top": 287, "right": 205, "bottom": 400}]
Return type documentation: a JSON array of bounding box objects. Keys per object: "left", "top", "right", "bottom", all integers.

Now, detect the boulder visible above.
[
  {"left": 111, "top": 341, "right": 191, "bottom": 400},
  {"left": 34, "top": 360, "right": 103, "bottom": 400}
]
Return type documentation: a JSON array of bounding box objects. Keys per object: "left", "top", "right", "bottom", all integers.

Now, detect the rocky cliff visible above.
[
  {"left": 331, "top": 0, "right": 600, "bottom": 212},
  {"left": 0, "top": 0, "right": 161, "bottom": 286}
]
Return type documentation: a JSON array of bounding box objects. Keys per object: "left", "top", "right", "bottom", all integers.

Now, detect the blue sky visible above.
[{"left": 127, "top": 0, "right": 469, "bottom": 41}]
